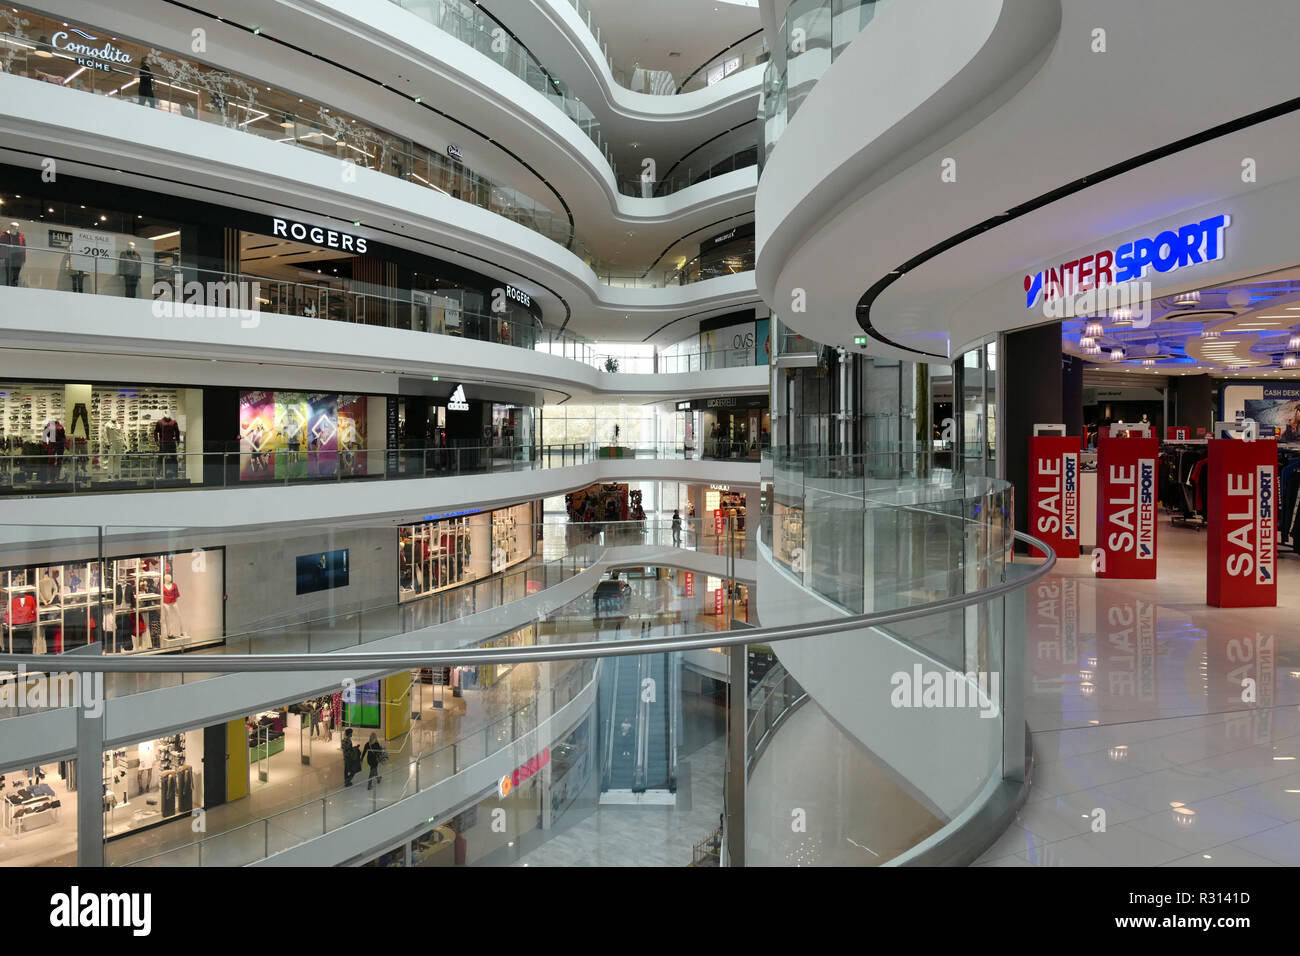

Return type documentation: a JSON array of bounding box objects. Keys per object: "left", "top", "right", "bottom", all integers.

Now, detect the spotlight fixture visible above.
[
  {"left": 1083, "top": 320, "right": 1104, "bottom": 339},
  {"left": 1079, "top": 335, "right": 1095, "bottom": 349},
  {"left": 1112, "top": 307, "right": 1133, "bottom": 324},
  {"left": 1083, "top": 344, "right": 1101, "bottom": 356},
  {"left": 1172, "top": 289, "right": 1202, "bottom": 307},
  {"left": 1201, "top": 328, "right": 1220, "bottom": 340},
  {"left": 1110, "top": 347, "right": 1126, "bottom": 361},
  {"left": 1289, "top": 332, "right": 1300, "bottom": 351},
  {"left": 1284, "top": 354, "right": 1299, "bottom": 369},
  {"left": 279, "top": 113, "right": 294, "bottom": 128},
  {"left": 1143, "top": 359, "right": 1156, "bottom": 367}
]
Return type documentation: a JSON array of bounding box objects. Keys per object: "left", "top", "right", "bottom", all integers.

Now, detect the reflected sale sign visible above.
[
  {"left": 1028, "top": 436, "right": 1080, "bottom": 558},
  {"left": 1207, "top": 438, "right": 1277, "bottom": 607},
  {"left": 1096, "top": 436, "right": 1158, "bottom": 578}
]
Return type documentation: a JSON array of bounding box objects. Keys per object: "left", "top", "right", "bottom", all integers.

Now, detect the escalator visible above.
[{"left": 600, "top": 639, "right": 679, "bottom": 800}]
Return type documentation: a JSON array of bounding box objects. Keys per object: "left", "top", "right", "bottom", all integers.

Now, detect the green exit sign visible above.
[{"left": 853, "top": 336, "right": 868, "bottom": 346}]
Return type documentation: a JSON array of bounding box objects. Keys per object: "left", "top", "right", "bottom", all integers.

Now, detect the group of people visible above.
[{"left": 340, "top": 729, "right": 387, "bottom": 790}]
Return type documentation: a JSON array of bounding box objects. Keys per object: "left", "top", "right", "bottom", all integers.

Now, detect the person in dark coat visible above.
[
  {"left": 138, "top": 58, "right": 156, "bottom": 107},
  {"left": 362, "top": 732, "right": 385, "bottom": 789},
  {"left": 342, "top": 728, "right": 358, "bottom": 786}
]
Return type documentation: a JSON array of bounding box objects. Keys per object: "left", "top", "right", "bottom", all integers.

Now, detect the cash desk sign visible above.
[
  {"left": 1024, "top": 213, "right": 1229, "bottom": 308},
  {"left": 52, "top": 28, "right": 133, "bottom": 70}
]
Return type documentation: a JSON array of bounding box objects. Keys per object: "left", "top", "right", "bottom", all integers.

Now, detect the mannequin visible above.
[
  {"left": 103, "top": 420, "right": 126, "bottom": 479},
  {"left": 61, "top": 251, "right": 87, "bottom": 294},
  {"left": 136, "top": 740, "right": 154, "bottom": 794},
  {"left": 41, "top": 419, "right": 66, "bottom": 483},
  {"left": 119, "top": 241, "right": 142, "bottom": 299},
  {"left": 160, "top": 573, "right": 184, "bottom": 641},
  {"left": 153, "top": 415, "right": 180, "bottom": 479},
  {"left": 37, "top": 570, "right": 58, "bottom": 607},
  {"left": 0, "top": 223, "right": 26, "bottom": 286}
]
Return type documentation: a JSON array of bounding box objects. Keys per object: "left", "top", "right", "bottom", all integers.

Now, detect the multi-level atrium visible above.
[{"left": 0, "top": 0, "right": 1296, "bottom": 925}]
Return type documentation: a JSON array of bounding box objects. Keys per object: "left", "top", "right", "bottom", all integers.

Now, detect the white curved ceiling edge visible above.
[
  {"left": 757, "top": 0, "right": 1300, "bottom": 358},
  {"left": 33, "top": 0, "right": 757, "bottom": 270},
  {"left": 0, "top": 75, "right": 762, "bottom": 339}
]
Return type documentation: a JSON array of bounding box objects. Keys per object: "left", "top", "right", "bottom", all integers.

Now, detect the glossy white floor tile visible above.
[{"left": 977, "top": 524, "right": 1300, "bottom": 867}]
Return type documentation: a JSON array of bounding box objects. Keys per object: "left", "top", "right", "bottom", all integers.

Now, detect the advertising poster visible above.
[
  {"left": 1207, "top": 438, "right": 1277, "bottom": 608},
  {"left": 276, "top": 392, "right": 310, "bottom": 480},
  {"left": 307, "top": 393, "right": 338, "bottom": 478},
  {"left": 1096, "top": 434, "right": 1159, "bottom": 579},
  {"left": 756, "top": 315, "right": 771, "bottom": 366},
  {"left": 1222, "top": 383, "right": 1300, "bottom": 440},
  {"left": 1028, "top": 435, "right": 1081, "bottom": 559},
  {"left": 238, "top": 390, "right": 277, "bottom": 481},
  {"left": 338, "top": 395, "right": 368, "bottom": 477}
]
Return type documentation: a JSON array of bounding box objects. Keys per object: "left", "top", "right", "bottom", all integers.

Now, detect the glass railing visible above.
[
  {"left": 0, "top": 31, "right": 575, "bottom": 248},
  {"left": 0, "top": 432, "right": 760, "bottom": 497},
  {"left": 0, "top": 475, "right": 1045, "bottom": 867},
  {"left": 616, "top": 144, "right": 758, "bottom": 198},
  {"left": 760, "top": 0, "right": 886, "bottom": 168},
  {"left": 566, "top": 0, "right": 770, "bottom": 96},
  {"left": 385, "top": 0, "right": 619, "bottom": 176}
]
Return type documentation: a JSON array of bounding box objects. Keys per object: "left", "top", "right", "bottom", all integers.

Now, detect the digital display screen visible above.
[{"left": 296, "top": 549, "right": 349, "bottom": 595}]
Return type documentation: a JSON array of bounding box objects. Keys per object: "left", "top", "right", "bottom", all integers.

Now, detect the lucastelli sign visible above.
[
  {"left": 270, "top": 217, "right": 369, "bottom": 254},
  {"left": 51, "top": 28, "right": 134, "bottom": 71}
]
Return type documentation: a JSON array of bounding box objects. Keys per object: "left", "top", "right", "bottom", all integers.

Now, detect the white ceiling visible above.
[{"left": 573, "top": 0, "right": 760, "bottom": 78}]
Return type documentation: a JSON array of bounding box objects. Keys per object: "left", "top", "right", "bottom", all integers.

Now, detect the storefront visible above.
[
  {"left": 398, "top": 501, "right": 539, "bottom": 604},
  {"left": 103, "top": 730, "right": 204, "bottom": 839},
  {"left": 0, "top": 546, "right": 225, "bottom": 656},
  {"left": 0, "top": 381, "right": 202, "bottom": 490},
  {"left": 680, "top": 395, "right": 769, "bottom": 460},
  {"left": 237, "top": 389, "right": 379, "bottom": 481}
]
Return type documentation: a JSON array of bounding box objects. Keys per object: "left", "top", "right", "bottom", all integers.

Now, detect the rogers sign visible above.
[{"left": 1024, "top": 213, "right": 1229, "bottom": 308}]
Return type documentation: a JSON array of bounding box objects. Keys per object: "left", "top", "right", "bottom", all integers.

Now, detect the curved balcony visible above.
[{"left": 0, "top": 461, "right": 1053, "bottom": 867}]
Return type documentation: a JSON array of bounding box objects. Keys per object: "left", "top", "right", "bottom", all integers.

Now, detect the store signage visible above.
[
  {"left": 70, "top": 229, "right": 116, "bottom": 273},
  {"left": 714, "top": 508, "right": 724, "bottom": 535},
  {"left": 447, "top": 143, "right": 462, "bottom": 161},
  {"left": 708, "top": 484, "right": 731, "bottom": 492},
  {"left": 1096, "top": 435, "right": 1159, "bottom": 579},
  {"left": 504, "top": 285, "right": 530, "bottom": 309},
  {"left": 1207, "top": 438, "right": 1277, "bottom": 608},
  {"left": 676, "top": 401, "right": 692, "bottom": 412},
  {"left": 715, "top": 588, "right": 724, "bottom": 615},
  {"left": 270, "top": 217, "right": 368, "bottom": 254},
  {"left": 1024, "top": 213, "right": 1229, "bottom": 308},
  {"left": 1166, "top": 426, "right": 1190, "bottom": 440},
  {"left": 420, "top": 508, "right": 477, "bottom": 522},
  {"left": 507, "top": 748, "right": 550, "bottom": 793},
  {"left": 447, "top": 384, "right": 469, "bottom": 411},
  {"left": 52, "top": 27, "right": 134, "bottom": 71},
  {"left": 683, "top": 572, "right": 695, "bottom": 597},
  {"left": 1028, "top": 436, "right": 1080, "bottom": 559}
]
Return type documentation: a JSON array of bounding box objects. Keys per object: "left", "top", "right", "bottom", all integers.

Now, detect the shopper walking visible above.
[
  {"left": 342, "top": 728, "right": 358, "bottom": 787},
  {"left": 362, "top": 732, "right": 385, "bottom": 790},
  {"left": 672, "top": 509, "right": 682, "bottom": 546}
]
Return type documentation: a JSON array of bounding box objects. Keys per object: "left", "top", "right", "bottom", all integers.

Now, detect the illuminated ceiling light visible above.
[
  {"left": 1112, "top": 307, "right": 1133, "bottom": 324},
  {"left": 1110, "top": 347, "right": 1126, "bottom": 361},
  {"left": 1288, "top": 332, "right": 1300, "bottom": 351},
  {"left": 1172, "top": 289, "right": 1202, "bottom": 307},
  {"left": 1078, "top": 335, "right": 1095, "bottom": 349},
  {"left": 279, "top": 113, "right": 294, "bottom": 128},
  {"left": 1083, "top": 320, "right": 1104, "bottom": 339},
  {"left": 1201, "top": 328, "right": 1220, "bottom": 340},
  {"left": 1283, "top": 354, "right": 1299, "bottom": 369},
  {"left": 1143, "top": 359, "right": 1156, "bottom": 367}
]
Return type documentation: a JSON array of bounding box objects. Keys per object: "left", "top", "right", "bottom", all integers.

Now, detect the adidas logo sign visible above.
[{"left": 447, "top": 384, "right": 469, "bottom": 411}]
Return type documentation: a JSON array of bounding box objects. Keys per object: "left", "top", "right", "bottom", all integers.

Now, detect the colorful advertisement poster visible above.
[
  {"left": 276, "top": 392, "right": 310, "bottom": 480},
  {"left": 338, "top": 395, "right": 368, "bottom": 477},
  {"left": 307, "top": 393, "right": 338, "bottom": 478},
  {"left": 239, "top": 390, "right": 277, "bottom": 480}
]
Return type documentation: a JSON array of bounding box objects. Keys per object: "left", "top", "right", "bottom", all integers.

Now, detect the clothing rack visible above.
[
  {"left": 1279, "top": 445, "right": 1300, "bottom": 556},
  {"left": 1159, "top": 440, "right": 1208, "bottom": 529}
]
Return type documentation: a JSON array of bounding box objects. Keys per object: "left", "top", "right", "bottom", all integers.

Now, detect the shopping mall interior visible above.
[{"left": 0, "top": 0, "right": 1298, "bottom": 914}]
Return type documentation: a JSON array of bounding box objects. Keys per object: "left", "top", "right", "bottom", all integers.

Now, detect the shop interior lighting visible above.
[
  {"left": 35, "top": 35, "right": 52, "bottom": 57},
  {"left": 1201, "top": 328, "right": 1221, "bottom": 339},
  {"left": 1111, "top": 307, "right": 1133, "bottom": 324},
  {"left": 1143, "top": 359, "right": 1156, "bottom": 367},
  {"left": 279, "top": 113, "right": 294, "bottom": 128},
  {"left": 1173, "top": 290, "right": 1202, "bottom": 307},
  {"left": 1284, "top": 354, "right": 1299, "bottom": 369},
  {"left": 1083, "top": 320, "right": 1104, "bottom": 339},
  {"left": 1289, "top": 332, "right": 1300, "bottom": 351}
]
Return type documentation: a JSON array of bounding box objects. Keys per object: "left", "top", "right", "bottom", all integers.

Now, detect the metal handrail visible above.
[{"left": 0, "top": 533, "right": 1055, "bottom": 672}]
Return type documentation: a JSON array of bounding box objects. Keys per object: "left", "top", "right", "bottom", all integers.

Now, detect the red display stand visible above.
[
  {"left": 1096, "top": 433, "right": 1159, "bottom": 578},
  {"left": 1028, "top": 435, "right": 1081, "bottom": 558},
  {"left": 1166, "top": 426, "right": 1190, "bottom": 440},
  {"left": 1207, "top": 438, "right": 1277, "bottom": 607}
]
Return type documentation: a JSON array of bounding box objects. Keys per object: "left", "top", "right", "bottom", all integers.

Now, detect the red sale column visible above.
[
  {"left": 1096, "top": 432, "right": 1159, "bottom": 578},
  {"left": 1028, "top": 435, "right": 1081, "bottom": 558},
  {"left": 1207, "top": 438, "right": 1277, "bottom": 607}
]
